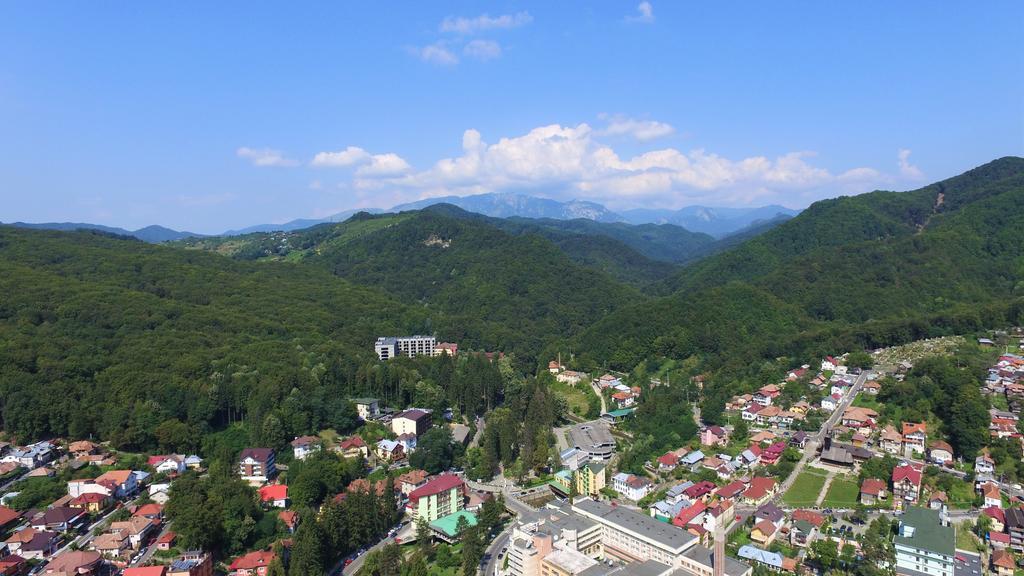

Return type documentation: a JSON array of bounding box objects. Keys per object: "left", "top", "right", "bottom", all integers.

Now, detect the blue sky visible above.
[{"left": 2, "top": 2, "right": 1021, "bottom": 233}]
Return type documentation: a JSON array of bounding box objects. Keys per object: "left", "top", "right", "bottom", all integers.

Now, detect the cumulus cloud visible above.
[
  {"left": 236, "top": 147, "right": 298, "bottom": 167},
  {"left": 311, "top": 147, "right": 411, "bottom": 177},
  {"left": 898, "top": 148, "right": 924, "bottom": 179},
  {"left": 411, "top": 42, "right": 459, "bottom": 66},
  {"left": 600, "top": 115, "right": 675, "bottom": 141},
  {"left": 464, "top": 39, "right": 502, "bottom": 61},
  {"left": 440, "top": 12, "right": 532, "bottom": 34},
  {"left": 311, "top": 146, "right": 371, "bottom": 167},
  {"left": 347, "top": 123, "right": 900, "bottom": 208},
  {"left": 627, "top": 1, "right": 655, "bottom": 23}
]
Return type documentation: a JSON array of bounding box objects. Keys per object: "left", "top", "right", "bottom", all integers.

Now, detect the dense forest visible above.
[{"left": 568, "top": 157, "right": 1024, "bottom": 379}]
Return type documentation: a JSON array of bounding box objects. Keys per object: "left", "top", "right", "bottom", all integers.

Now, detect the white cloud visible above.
[
  {"left": 898, "top": 148, "right": 924, "bottom": 179},
  {"left": 312, "top": 147, "right": 411, "bottom": 177},
  {"left": 464, "top": 39, "right": 502, "bottom": 61},
  {"left": 627, "top": 1, "right": 655, "bottom": 23},
  {"left": 236, "top": 147, "right": 298, "bottom": 167},
  {"left": 440, "top": 12, "right": 532, "bottom": 34},
  {"left": 412, "top": 43, "right": 459, "bottom": 66},
  {"left": 311, "top": 146, "right": 372, "bottom": 167},
  {"left": 348, "top": 123, "right": 901, "bottom": 208},
  {"left": 600, "top": 115, "right": 675, "bottom": 141},
  {"left": 356, "top": 153, "right": 412, "bottom": 177}
]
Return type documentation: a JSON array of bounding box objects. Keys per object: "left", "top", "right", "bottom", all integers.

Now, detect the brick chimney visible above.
[{"left": 714, "top": 521, "right": 725, "bottom": 576}]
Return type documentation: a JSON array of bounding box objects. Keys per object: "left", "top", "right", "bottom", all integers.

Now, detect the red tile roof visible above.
[
  {"left": 743, "top": 477, "right": 777, "bottom": 500},
  {"left": 892, "top": 465, "right": 921, "bottom": 485},
  {"left": 983, "top": 506, "right": 1006, "bottom": 523},
  {"left": 408, "top": 474, "right": 464, "bottom": 502},
  {"left": 123, "top": 567, "right": 167, "bottom": 576},
  {"left": 258, "top": 484, "right": 288, "bottom": 502},
  {"left": 672, "top": 502, "right": 707, "bottom": 528},
  {"left": 229, "top": 550, "right": 276, "bottom": 571},
  {"left": 861, "top": 478, "right": 886, "bottom": 496},
  {"left": 791, "top": 509, "right": 825, "bottom": 528},
  {"left": 0, "top": 507, "right": 21, "bottom": 527}
]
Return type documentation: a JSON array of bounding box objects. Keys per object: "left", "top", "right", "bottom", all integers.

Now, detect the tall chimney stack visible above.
[{"left": 713, "top": 521, "right": 725, "bottom": 576}]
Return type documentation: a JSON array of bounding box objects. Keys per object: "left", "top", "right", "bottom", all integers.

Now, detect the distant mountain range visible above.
[
  {"left": 3, "top": 193, "right": 800, "bottom": 241},
  {"left": 229, "top": 193, "right": 799, "bottom": 238},
  {"left": 618, "top": 205, "right": 800, "bottom": 237},
  {"left": 0, "top": 222, "right": 204, "bottom": 243}
]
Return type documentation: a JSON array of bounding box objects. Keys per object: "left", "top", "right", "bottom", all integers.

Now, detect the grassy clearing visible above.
[
  {"left": 550, "top": 379, "right": 599, "bottom": 418},
  {"left": 783, "top": 469, "right": 828, "bottom": 507},
  {"left": 821, "top": 477, "right": 860, "bottom": 508}
]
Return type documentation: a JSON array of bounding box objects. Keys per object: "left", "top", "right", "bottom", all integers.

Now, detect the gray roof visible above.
[
  {"left": 666, "top": 481, "right": 693, "bottom": 498},
  {"left": 572, "top": 498, "right": 695, "bottom": 551},
  {"left": 737, "top": 545, "right": 782, "bottom": 568},
  {"left": 683, "top": 544, "right": 752, "bottom": 576},
  {"left": 616, "top": 559, "right": 673, "bottom": 576}
]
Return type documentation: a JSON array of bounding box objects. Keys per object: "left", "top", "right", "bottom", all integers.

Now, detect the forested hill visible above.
[
  {"left": 0, "top": 227, "right": 438, "bottom": 446},
  {"left": 177, "top": 210, "right": 643, "bottom": 357},
  {"left": 571, "top": 156, "right": 1024, "bottom": 371}
]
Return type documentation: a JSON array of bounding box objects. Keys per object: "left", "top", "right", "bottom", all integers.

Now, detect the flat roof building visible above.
[{"left": 568, "top": 422, "right": 616, "bottom": 462}]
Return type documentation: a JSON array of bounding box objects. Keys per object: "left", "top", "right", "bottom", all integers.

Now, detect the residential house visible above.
[
  {"left": 397, "top": 469, "right": 429, "bottom": 496},
  {"left": 990, "top": 531, "right": 1011, "bottom": 549},
  {"left": 30, "top": 507, "right": 86, "bottom": 532},
  {"left": 750, "top": 431, "right": 776, "bottom": 445},
  {"left": 980, "top": 482, "right": 1002, "bottom": 509},
  {"left": 290, "top": 436, "right": 320, "bottom": 461},
  {"left": 982, "top": 506, "right": 1006, "bottom": 533},
  {"left": 741, "top": 404, "right": 763, "bottom": 422},
  {"left": 862, "top": 381, "right": 881, "bottom": 395},
  {"left": 611, "top": 391, "right": 635, "bottom": 409},
  {"left": 556, "top": 370, "right": 585, "bottom": 385},
  {"left": 408, "top": 474, "right": 465, "bottom": 523},
  {"left": 0, "top": 506, "right": 21, "bottom": 532},
  {"left": 375, "top": 439, "right": 405, "bottom": 462},
  {"left": 258, "top": 485, "right": 289, "bottom": 508},
  {"left": 743, "top": 478, "right": 778, "bottom": 507},
  {"left": 976, "top": 452, "right": 995, "bottom": 476},
  {"left": 91, "top": 530, "right": 130, "bottom": 560},
  {"left": 820, "top": 394, "right": 840, "bottom": 412},
  {"left": 755, "top": 405, "right": 781, "bottom": 426},
  {"left": 1007, "top": 507, "right": 1024, "bottom": 552},
  {"left": 892, "top": 465, "right": 922, "bottom": 509},
  {"left": 124, "top": 568, "right": 167, "bottom": 576},
  {"left": 238, "top": 449, "right": 276, "bottom": 485},
  {"left": 656, "top": 452, "right": 680, "bottom": 473},
  {"left": 155, "top": 532, "right": 176, "bottom": 551},
  {"left": 789, "top": 432, "right": 808, "bottom": 449},
  {"left": 671, "top": 501, "right": 707, "bottom": 530},
  {"left": 991, "top": 549, "right": 1016, "bottom": 576},
  {"left": 110, "top": 517, "right": 156, "bottom": 549},
  {"left": 335, "top": 436, "right": 369, "bottom": 460},
  {"left": 894, "top": 507, "right": 954, "bottom": 576},
  {"left": 67, "top": 441, "right": 99, "bottom": 458},
  {"left": 43, "top": 551, "right": 102, "bottom": 576},
  {"left": 0, "top": 442, "right": 54, "bottom": 470},
  {"left": 759, "top": 442, "right": 786, "bottom": 466},
  {"left": 715, "top": 481, "right": 747, "bottom": 501},
  {"left": 842, "top": 406, "right": 878, "bottom": 429},
  {"left": 6, "top": 529, "right": 59, "bottom": 560},
  {"left": 880, "top": 426, "right": 904, "bottom": 455},
  {"left": 396, "top": 433, "right": 417, "bottom": 453},
  {"left": 352, "top": 398, "right": 380, "bottom": 421},
  {"left": 682, "top": 481, "right": 717, "bottom": 503},
  {"left": 902, "top": 422, "right": 927, "bottom": 454},
  {"left": 148, "top": 483, "right": 171, "bottom": 505},
  {"left": 612, "top": 473, "right": 653, "bottom": 501},
  {"left": 861, "top": 478, "right": 888, "bottom": 506},
  {"left": 790, "top": 510, "right": 825, "bottom": 548},
  {"left": 750, "top": 520, "right": 777, "bottom": 545},
  {"left": 228, "top": 550, "right": 276, "bottom": 576},
  {"left": 184, "top": 455, "right": 203, "bottom": 470},
  {"left": 147, "top": 455, "right": 186, "bottom": 475},
  {"left": 737, "top": 545, "right": 785, "bottom": 573},
  {"left": 391, "top": 409, "right": 432, "bottom": 437},
  {"left": 700, "top": 426, "right": 728, "bottom": 447},
  {"left": 821, "top": 357, "right": 837, "bottom": 372},
  {"left": 927, "top": 492, "right": 947, "bottom": 510},
  {"left": 0, "top": 554, "right": 27, "bottom": 576},
  {"left": 928, "top": 441, "right": 954, "bottom": 466},
  {"left": 167, "top": 551, "right": 214, "bottom": 576}
]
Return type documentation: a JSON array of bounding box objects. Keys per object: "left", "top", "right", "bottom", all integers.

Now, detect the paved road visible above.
[
  {"left": 467, "top": 479, "right": 535, "bottom": 576},
  {"left": 589, "top": 381, "right": 608, "bottom": 414},
  {"left": 774, "top": 371, "right": 869, "bottom": 500},
  {"left": 132, "top": 523, "right": 170, "bottom": 567}
]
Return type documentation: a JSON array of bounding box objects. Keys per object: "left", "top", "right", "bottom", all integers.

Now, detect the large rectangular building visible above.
[
  {"left": 567, "top": 422, "right": 616, "bottom": 462},
  {"left": 894, "top": 507, "right": 955, "bottom": 576},
  {"left": 375, "top": 336, "right": 437, "bottom": 360}
]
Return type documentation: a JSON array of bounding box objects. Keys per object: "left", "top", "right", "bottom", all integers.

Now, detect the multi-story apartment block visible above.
[
  {"left": 374, "top": 336, "right": 437, "bottom": 360},
  {"left": 408, "top": 474, "right": 464, "bottom": 523},
  {"left": 238, "top": 448, "right": 276, "bottom": 484},
  {"left": 894, "top": 507, "right": 954, "bottom": 576}
]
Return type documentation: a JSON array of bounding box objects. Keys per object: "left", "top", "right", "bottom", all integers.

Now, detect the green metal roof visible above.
[
  {"left": 429, "top": 510, "right": 478, "bottom": 538},
  {"left": 604, "top": 408, "right": 636, "bottom": 418},
  {"left": 894, "top": 507, "right": 954, "bottom": 557}
]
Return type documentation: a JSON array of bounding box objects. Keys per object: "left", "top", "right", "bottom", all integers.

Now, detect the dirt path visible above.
[{"left": 815, "top": 470, "right": 837, "bottom": 507}]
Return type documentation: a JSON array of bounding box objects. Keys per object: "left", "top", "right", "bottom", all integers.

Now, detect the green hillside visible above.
[
  {"left": 0, "top": 227, "right": 429, "bottom": 447},
  {"left": 571, "top": 157, "right": 1024, "bottom": 371},
  {"left": 179, "top": 210, "right": 643, "bottom": 357}
]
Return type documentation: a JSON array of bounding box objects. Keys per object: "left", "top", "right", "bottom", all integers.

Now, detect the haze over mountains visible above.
[{"left": 2, "top": 193, "right": 800, "bottom": 241}]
